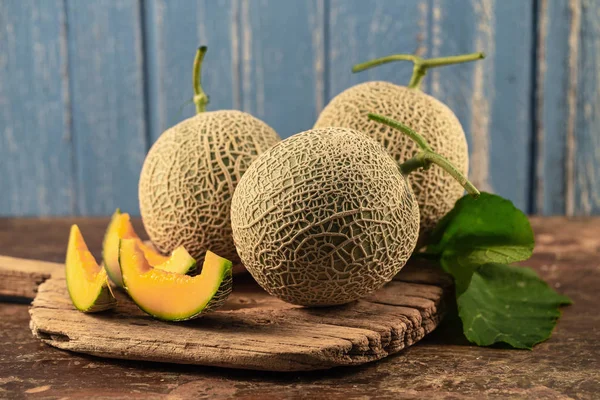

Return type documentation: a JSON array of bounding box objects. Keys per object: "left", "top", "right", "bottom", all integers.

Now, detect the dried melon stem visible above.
[
  {"left": 352, "top": 52, "right": 485, "bottom": 89},
  {"left": 193, "top": 46, "right": 209, "bottom": 114},
  {"left": 368, "top": 113, "right": 480, "bottom": 198}
]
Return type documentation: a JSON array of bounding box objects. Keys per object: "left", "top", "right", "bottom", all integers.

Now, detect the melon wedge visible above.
[
  {"left": 103, "top": 209, "right": 196, "bottom": 287},
  {"left": 119, "top": 239, "right": 233, "bottom": 321},
  {"left": 66, "top": 225, "right": 116, "bottom": 312}
]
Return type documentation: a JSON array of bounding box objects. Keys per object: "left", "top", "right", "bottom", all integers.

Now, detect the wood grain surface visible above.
[
  {"left": 536, "top": 0, "right": 600, "bottom": 215},
  {"left": 0, "top": 0, "right": 75, "bottom": 216},
  {"left": 0, "top": 222, "right": 450, "bottom": 372},
  {"left": 66, "top": 0, "right": 148, "bottom": 216},
  {"left": 27, "top": 262, "right": 449, "bottom": 372},
  {"left": 0, "top": 255, "right": 62, "bottom": 299},
  {"left": 2, "top": 1, "right": 600, "bottom": 217},
  {"left": 0, "top": 217, "right": 598, "bottom": 398}
]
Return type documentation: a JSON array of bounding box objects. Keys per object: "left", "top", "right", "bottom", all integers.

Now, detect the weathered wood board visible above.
[
  {"left": 2, "top": 255, "right": 451, "bottom": 372},
  {"left": 0, "top": 255, "right": 63, "bottom": 299}
]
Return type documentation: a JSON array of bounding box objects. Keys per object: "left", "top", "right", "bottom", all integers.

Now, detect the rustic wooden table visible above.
[{"left": 0, "top": 217, "right": 598, "bottom": 399}]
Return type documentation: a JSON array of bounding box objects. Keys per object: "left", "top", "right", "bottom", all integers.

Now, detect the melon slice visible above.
[
  {"left": 119, "top": 239, "right": 233, "bottom": 321},
  {"left": 103, "top": 209, "right": 196, "bottom": 287},
  {"left": 66, "top": 225, "right": 116, "bottom": 312}
]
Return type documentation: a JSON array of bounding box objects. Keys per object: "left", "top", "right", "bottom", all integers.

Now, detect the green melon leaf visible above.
[
  {"left": 458, "top": 263, "right": 572, "bottom": 349},
  {"left": 426, "top": 192, "right": 534, "bottom": 293}
]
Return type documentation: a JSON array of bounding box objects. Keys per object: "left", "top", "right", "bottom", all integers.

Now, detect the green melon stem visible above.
[
  {"left": 352, "top": 52, "right": 485, "bottom": 89},
  {"left": 193, "top": 46, "right": 209, "bottom": 114},
  {"left": 368, "top": 113, "right": 480, "bottom": 198}
]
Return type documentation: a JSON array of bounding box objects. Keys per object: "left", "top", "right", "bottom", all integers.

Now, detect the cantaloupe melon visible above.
[
  {"left": 231, "top": 119, "right": 478, "bottom": 307},
  {"left": 230, "top": 128, "right": 420, "bottom": 306},
  {"left": 119, "top": 239, "right": 232, "bottom": 321},
  {"left": 66, "top": 225, "right": 116, "bottom": 312},
  {"left": 139, "top": 46, "right": 280, "bottom": 265},
  {"left": 314, "top": 52, "right": 484, "bottom": 241},
  {"left": 102, "top": 209, "right": 195, "bottom": 287}
]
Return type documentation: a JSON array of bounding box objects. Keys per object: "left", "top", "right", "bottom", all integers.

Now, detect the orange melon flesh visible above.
[
  {"left": 119, "top": 239, "right": 232, "bottom": 321},
  {"left": 103, "top": 209, "right": 195, "bottom": 287},
  {"left": 66, "top": 225, "right": 116, "bottom": 312}
]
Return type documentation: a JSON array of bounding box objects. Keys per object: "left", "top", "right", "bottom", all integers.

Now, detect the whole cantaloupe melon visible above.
[
  {"left": 314, "top": 52, "right": 484, "bottom": 241},
  {"left": 139, "top": 47, "right": 280, "bottom": 263},
  {"left": 230, "top": 127, "right": 420, "bottom": 306},
  {"left": 315, "top": 82, "right": 467, "bottom": 239}
]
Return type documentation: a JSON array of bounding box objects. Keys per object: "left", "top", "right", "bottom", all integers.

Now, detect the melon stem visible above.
[
  {"left": 193, "top": 46, "right": 209, "bottom": 114},
  {"left": 352, "top": 52, "right": 485, "bottom": 90},
  {"left": 368, "top": 113, "right": 480, "bottom": 198}
]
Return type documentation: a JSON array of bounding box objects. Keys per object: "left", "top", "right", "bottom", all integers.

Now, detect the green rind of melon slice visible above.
[
  {"left": 66, "top": 225, "right": 117, "bottom": 313},
  {"left": 69, "top": 283, "right": 117, "bottom": 313},
  {"left": 102, "top": 209, "right": 124, "bottom": 286},
  {"left": 119, "top": 239, "right": 232, "bottom": 321}
]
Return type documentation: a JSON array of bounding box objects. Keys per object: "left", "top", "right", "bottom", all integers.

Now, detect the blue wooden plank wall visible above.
[
  {"left": 1, "top": 0, "right": 598, "bottom": 216},
  {"left": 536, "top": 0, "right": 600, "bottom": 215},
  {"left": 0, "top": 0, "right": 75, "bottom": 215},
  {"left": 66, "top": 0, "right": 148, "bottom": 215}
]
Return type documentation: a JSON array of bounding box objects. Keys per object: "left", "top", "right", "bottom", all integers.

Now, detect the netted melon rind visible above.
[
  {"left": 201, "top": 270, "right": 233, "bottom": 314},
  {"left": 231, "top": 128, "right": 420, "bottom": 306},
  {"left": 172, "top": 269, "right": 232, "bottom": 320},
  {"left": 314, "top": 81, "right": 469, "bottom": 239},
  {"left": 139, "top": 110, "right": 281, "bottom": 263}
]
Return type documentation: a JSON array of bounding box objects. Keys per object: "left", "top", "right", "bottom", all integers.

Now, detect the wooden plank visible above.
[
  {"left": 0, "top": 255, "right": 62, "bottom": 299},
  {"left": 0, "top": 220, "right": 447, "bottom": 371},
  {"left": 574, "top": 0, "right": 600, "bottom": 214},
  {"left": 143, "top": 0, "right": 237, "bottom": 143},
  {"left": 28, "top": 263, "right": 447, "bottom": 372},
  {"left": 240, "top": 0, "right": 325, "bottom": 138},
  {"left": 564, "top": 0, "right": 580, "bottom": 217},
  {"left": 536, "top": 0, "right": 600, "bottom": 215},
  {"left": 535, "top": 0, "right": 576, "bottom": 215},
  {"left": 328, "top": 0, "right": 428, "bottom": 97},
  {"left": 0, "top": 1, "right": 75, "bottom": 216},
  {"left": 66, "top": 0, "right": 148, "bottom": 215},
  {"left": 429, "top": 0, "right": 534, "bottom": 212},
  {"left": 0, "top": 217, "right": 597, "bottom": 397}
]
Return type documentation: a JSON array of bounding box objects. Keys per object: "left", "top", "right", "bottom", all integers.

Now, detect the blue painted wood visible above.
[
  {"left": 328, "top": 0, "right": 427, "bottom": 97},
  {"left": 574, "top": 0, "right": 600, "bottom": 215},
  {"left": 241, "top": 0, "right": 325, "bottom": 138},
  {"left": 2, "top": 0, "right": 600, "bottom": 216},
  {"left": 0, "top": 0, "right": 75, "bottom": 216},
  {"left": 65, "top": 0, "right": 148, "bottom": 216},
  {"left": 424, "top": 0, "right": 534, "bottom": 213},
  {"left": 143, "top": 0, "right": 237, "bottom": 143},
  {"left": 537, "top": 0, "right": 599, "bottom": 216},
  {"left": 536, "top": 0, "right": 573, "bottom": 215}
]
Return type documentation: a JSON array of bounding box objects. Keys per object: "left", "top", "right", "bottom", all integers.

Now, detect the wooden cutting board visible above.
[{"left": 0, "top": 255, "right": 452, "bottom": 372}]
